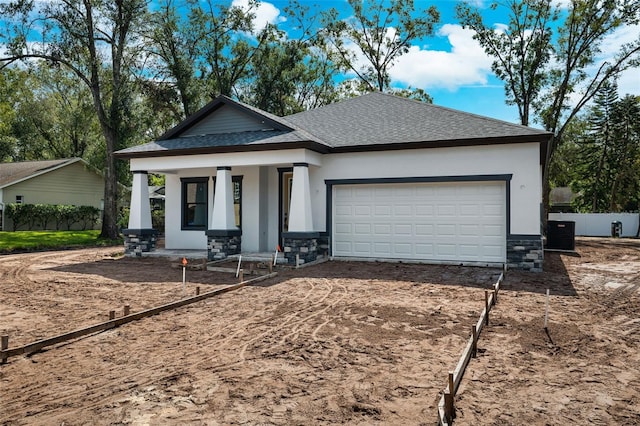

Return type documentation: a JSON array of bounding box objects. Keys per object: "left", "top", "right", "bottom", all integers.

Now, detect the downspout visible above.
[{"left": 0, "top": 202, "right": 4, "bottom": 231}]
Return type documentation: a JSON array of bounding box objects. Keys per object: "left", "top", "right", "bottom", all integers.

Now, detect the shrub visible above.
[{"left": 4, "top": 203, "right": 102, "bottom": 231}]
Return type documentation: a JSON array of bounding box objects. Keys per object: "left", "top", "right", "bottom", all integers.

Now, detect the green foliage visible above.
[
  {"left": 5, "top": 204, "right": 101, "bottom": 231},
  {"left": 456, "top": 0, "right": 556, "bottom": 126},
  {"left": 0, "top": 230, "right": 121, "bottom": 253},
  {"left": 551, "top": 85, "right": 640, "bottom": 213},
  {"left": 322, "top": 0, "right": 440, "bottom": 92}
]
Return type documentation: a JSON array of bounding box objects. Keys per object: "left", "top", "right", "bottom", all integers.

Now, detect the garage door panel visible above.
[
  {"left": 438, "top": 205, "right": 456, "bottom": 216},
  {"left": 354, "top": 205, "right": 371, "bottom": 216},
  {"left": 394, "top": 224, "right": 412, "bottom": 235},
  {"left": 333, "top": 182, "right": 506, "bottom": 263},
  {"left": 393, "top": 243, "right": 412, "bottom": 254},
  {"left": 354, "top": 223, "right": 371, "bottom": 234},
  {"left": 374, "top": 205, "right": 392, "bottom": 216},
  {"left": 415, "top": 224, "right": 434, "bottom": 236},
  {"left": 483, "top": 204, "right": 503, "bottom": 216},
  {"left": 415, "top": 243, "right": 434, "bottom": 255},
  {"left": 437, "top": 244, "right": 457, "bottom": 256},
  {"left": 353, "top": 242, "right": 371, "bottom": 255},
  {"left": 374, "top": 242, "right": 392, "bottom": 256},
  {"left": 394, "top": 205, "right": 412, "bottom": 216},
  {"left": 437, "top": 224, "right": 456, "bottom": 236}
]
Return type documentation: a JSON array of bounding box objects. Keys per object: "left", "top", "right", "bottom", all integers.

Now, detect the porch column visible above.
[
  {"left": 283, "top": 163, "right": 318, "bottom": 265},
  {"left": 288, "top": 163, "right": 314, "bottom": 232},
  {"left": 123, "top": 171, "right": 158, "bottom": 256},
  {"left": 206, "top": 167, "right": 241, "bottom": 261}
]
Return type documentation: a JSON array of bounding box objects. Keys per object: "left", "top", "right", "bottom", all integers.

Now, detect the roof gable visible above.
[
  {"left": 0, "top": 158, "right": 84, "bottom": 189},
  {"left": 159, "top": 95, "right": 295, "bottom": 140}
]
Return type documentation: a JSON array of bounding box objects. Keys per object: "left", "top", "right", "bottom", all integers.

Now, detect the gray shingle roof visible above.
[
  {"left": 115, "top": 129, "right": 327, "bottom": 156},
  {"left": 116, "top": 92, "right": 551, "bottom": 158},
  {"left": 0, "top": 158, "right": 78, "bottom": 188},
  {"left": 285, "top": 91, "right": 549, "bottom": 147}
]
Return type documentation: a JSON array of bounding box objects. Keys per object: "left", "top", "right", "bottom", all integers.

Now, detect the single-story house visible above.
[
  {"left": 115, "top": 92, "right": 551, "bottom": 271},
  {"left": 0, "top": 158, "right": 105, "bottom": 230}
]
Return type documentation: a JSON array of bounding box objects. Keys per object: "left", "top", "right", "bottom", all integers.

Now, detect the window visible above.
[
  {"left": 15, "top": 195, "right": 24, "bottom": 204},
  {"left": 181, "top": 178, "right": 208, "bottom": 230}
]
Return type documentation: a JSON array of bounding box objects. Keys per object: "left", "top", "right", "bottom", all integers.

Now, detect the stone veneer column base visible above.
[
  {"left": 283, "top": 232, "right": 319, "bottom": 265},
  {"left": 507, "top": 235, "right": 544, "bottom": 272},
  {"left": 206, "top": 229, "right": 242, "bottom": 261},
  {"left": 123, "top": 228, "right": 159, "bottom": 257}
]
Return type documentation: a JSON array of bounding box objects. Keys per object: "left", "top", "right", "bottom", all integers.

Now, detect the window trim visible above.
[{"left": 181, "top": 177, "right": 209, "bottom": 231}]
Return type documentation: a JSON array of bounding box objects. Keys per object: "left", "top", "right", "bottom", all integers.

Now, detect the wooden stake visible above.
[
  {"left": 493, "top": 283, "right": 498, "bottom": 305},
  {"left": 295, "top": 254, "right": 300, "bottom": 269},
  {"left": 484, "top": 290, "right": 489, "bottom": 326},
  {"left": 1, "top": 335, "right": 8, "bottom": 364},
  {"left": 238, "top": 269, "right": 244, "bottom": 283},
  {"left": 269, "top": 259, "right": 273, "bottom": 273},
  {"left": 447, "top": 371, "right": 456, "bottom": 420},
  {"left": 196, "top": 286, "right": 200, "bottom": 296},
  {"left": 124, "top": 305, "right": 130, "bottom": 316},
  {"left": 444, "top": 391, "right": 453, "bottom": 423},
  {"left": 109, "top": 310, "right": 116, "bottom": 320},
  {"left": 544, "top": 289, "right": 550, "bottom": 329},
  {"left": 471, "top": 325, "right": 477, "bottom": 358}
]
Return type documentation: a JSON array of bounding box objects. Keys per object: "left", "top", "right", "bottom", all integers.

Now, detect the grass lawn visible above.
[{"left": 0, "top": 230, "right": 122, "bottom": 253}]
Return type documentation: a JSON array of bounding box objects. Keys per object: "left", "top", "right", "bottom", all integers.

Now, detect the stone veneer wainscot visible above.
[
  {"left": 206, "top": 229, "right": 242, "bottom": 261},
  {"left": 507, "top": 235, "right": 544, "bottom": 272},
  {"left": 123, "top": 228, "right": 158, "bottom": 257},
  {"left": 282, "top": 232, "right": 319, "bottom": 265}
]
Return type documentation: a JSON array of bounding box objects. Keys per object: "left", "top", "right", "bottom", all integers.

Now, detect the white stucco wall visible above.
[
  {"left": 308, "top": 143, "right": 542, "bottom": 236},
  {"left": 131, "top": 142, "right": 542, "bottom": 251}
]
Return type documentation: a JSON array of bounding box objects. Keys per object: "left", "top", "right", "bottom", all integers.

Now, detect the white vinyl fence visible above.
[{"left": 548, "top": 213, "right": 639, "bottom": 237}]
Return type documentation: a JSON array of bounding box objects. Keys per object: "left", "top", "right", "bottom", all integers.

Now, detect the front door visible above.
[{"left": 278, "top": 168, "right": 293, "bottom": 246}]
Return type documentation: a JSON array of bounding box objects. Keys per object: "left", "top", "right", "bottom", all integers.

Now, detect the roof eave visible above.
[
  {"left": 114, "top": 140, "right": 331, "bottom": 159},
  {"left": 328, "top": 133, "right": 552, "bottom": 153}
]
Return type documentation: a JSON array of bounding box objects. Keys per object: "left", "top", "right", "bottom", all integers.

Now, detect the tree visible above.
[
  {"left": 457, "top": 0, "right": 640, "bottom": 213},
  {"left": 570, "top": 81, "right": 619, "bottom": 212},
  {"left": 539, "top": 0, "right": 640, "bottom": 184},
  {"left": 561, "top": 87, "right": 640, "bottom": 213},
  {"left": 9, "top": 65, "right": 102, "bottom": 162},
  {"left": 321, "top": 0, "right": 439, "bottom": 92},
  {"left": 456, "top": 0, "right": 556, "bottom": 126},
  {"left": 144, "top": 0, "right": 201, "bottom": 119},
  {"left": 1, "top": 0, "right": 149, "bottom": 239}
]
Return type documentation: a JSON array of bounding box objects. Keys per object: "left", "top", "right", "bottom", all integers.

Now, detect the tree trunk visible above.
[{"left": 100, "top": 129, "right": 119, "bottom": 239}]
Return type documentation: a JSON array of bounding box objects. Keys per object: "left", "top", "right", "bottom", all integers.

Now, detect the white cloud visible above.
[
  {"left": 231, "top": 0, "right": 286, "bottom": 32},
  {"left": 389, "top": 24, "right": 493, "bottom": 90}
]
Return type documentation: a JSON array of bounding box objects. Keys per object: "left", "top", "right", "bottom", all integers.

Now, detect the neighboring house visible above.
[
  {"left": 550, "top": 186, "right": 577, "bottom": 213},
  {"left": 0, "top": 158, "right": 104, "bottom": 230},
  {"left": 116, "top": 92, "right": 552, "bottom": 270}
]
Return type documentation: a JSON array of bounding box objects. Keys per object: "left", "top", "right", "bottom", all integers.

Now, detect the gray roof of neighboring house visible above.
[
  {"left": 0, "top": 158, "right": 81, "bottom": 188},
  {"left": 115, "top": 91, "right": 551, "bottom": 159}
]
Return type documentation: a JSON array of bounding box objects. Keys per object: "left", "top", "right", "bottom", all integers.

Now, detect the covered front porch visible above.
[{"left": 123, "top": 148, "right": 325, "bottom": 265}]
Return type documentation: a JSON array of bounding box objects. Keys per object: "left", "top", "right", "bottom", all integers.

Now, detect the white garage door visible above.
[{"left": 332, "top": 181, "right": 506, "bottom": 263}]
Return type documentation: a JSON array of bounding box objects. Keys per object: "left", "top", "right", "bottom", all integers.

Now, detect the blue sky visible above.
[{"left": 232, "top": 0, "right": 640, "bottom": 126}]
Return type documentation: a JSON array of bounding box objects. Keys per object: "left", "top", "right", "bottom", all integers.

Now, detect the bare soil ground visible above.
[{"left": 0, "top": 238, "right": 638, "bottom": 425}]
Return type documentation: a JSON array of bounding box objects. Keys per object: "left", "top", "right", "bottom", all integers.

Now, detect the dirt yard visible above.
[{"left": 0, "top": 238, "right": 638, "bottom": 425}]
